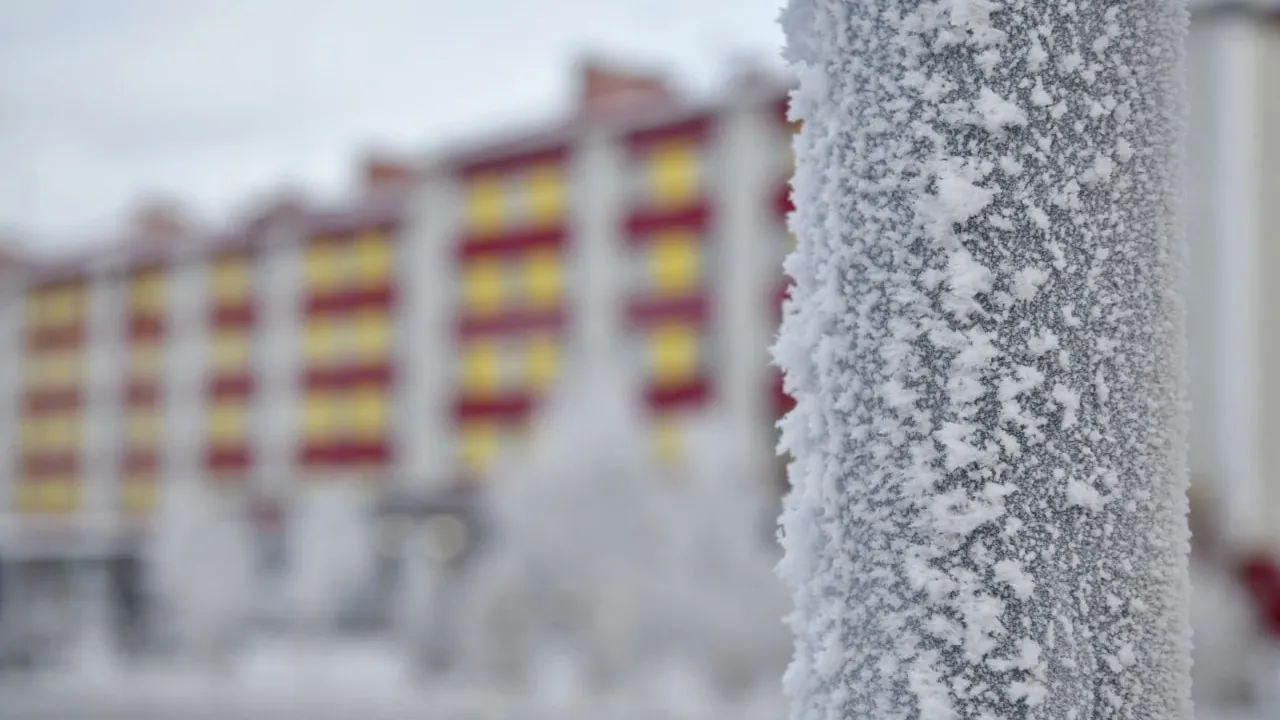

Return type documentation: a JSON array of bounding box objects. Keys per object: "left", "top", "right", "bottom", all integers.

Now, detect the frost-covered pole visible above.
[{"left": 774, "top": 1, "right": 1192, "bottom": 718}]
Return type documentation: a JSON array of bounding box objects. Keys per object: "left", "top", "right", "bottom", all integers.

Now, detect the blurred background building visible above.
[
  {"left": 0, "top": 1, "right": 1277, "bottom": 715},
  {"left": 0, "top": 59, "right": 796, "bottom": 659}
]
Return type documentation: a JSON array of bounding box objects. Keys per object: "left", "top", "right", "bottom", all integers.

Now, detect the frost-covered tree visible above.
[
  {"left": 149, "top": 477, "right": 252, "bottom": 666},
  {"left": 774, "top": 1, "right": 1192, "bottom": 718},
  {"left": 454, "top": 363, "right": 789, "bottom": 700},
  {"left": 285, "top": 483, "right": 375, "bottom": 631}
]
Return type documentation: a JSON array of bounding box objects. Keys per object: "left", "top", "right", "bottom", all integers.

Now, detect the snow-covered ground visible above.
[{"left": 0, "top": 637, "right": 786, "bottom": 720}]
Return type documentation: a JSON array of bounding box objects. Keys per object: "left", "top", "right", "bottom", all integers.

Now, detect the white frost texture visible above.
[
  {"left": 774, "top": 1, "right": 1192, "bottom": 719},
  {"left": 454, "top": 363, "right": 790, "bottom": 700}
]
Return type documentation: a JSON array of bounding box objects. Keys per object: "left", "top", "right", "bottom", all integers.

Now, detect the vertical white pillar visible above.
[
  {"left": 83, "top": 260, "right": 124, "bottom": 534},
  {"left": 162, "top": 250, "right": 209, "bottom": 493},
  {"left": 254, "top": 218, "right": 304, "bottom": 501},
  {"left": 1211, "top": 16, "right": 1264, "bottom": 546},
  {"left": 570, "top": 128, "right": 627, "bottom": 379},
  {"left": 714, "top": 95, "right": 779, "bottom": 486},
  {"left": 0, "top": 263, "right": 23, "bottom": 527},
  {"left": 396, "top": 170, "right": 459, "bottom": 490}
]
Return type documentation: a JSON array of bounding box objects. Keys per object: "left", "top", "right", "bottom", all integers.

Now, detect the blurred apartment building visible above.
[
  {"left": 0, "top": 60, "right": 797, "bottom": 644},
  {"left": 1, "top": 2, "right": 1280, "bottom": 650}
]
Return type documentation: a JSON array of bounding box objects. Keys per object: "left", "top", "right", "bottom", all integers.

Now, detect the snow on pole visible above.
[{"left": 774, "top": 1, "right": 1192, "bottom": 718}]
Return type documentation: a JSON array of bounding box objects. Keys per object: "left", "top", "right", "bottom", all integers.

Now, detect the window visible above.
[
  {"left": 525, "top": 164, "right": 565, "bottom": 227},
  {"left": 351, "top": 231, "right": 392, "bottom": 287},
  {"left": 465, "top": 175, "right": 505, "bottom": 236},
  {"left": 521, "top": 250, "right": 562, "bottom": 308},
  {"left": 645, "top": 141, "right": 700, "bottom": 208},
  {"left": 461, "top": 260, "right": 505, "bottom": 317},
  {"left": 647, "top": 231, "right": 701, "bottom": 296},
  {"left": 647, "top": 324, "right": 700, "bottom": 386},
  {"left": 523, "top": 334, "right": 559, "bottom": 392},
  {"left": 459, "top": 341, "right": 502, "bottom": 396}
]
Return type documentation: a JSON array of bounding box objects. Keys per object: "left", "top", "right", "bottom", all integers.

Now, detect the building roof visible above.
[{"left": 1190, "top": 0, "right": 1280, "bottom": 11}]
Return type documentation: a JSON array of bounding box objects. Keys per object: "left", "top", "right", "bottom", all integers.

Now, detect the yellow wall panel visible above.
[
  {"left": 126, "top": 409, "right": 162, "bottom": 447},
  {"left": 14, "top": 481, "right": 80, "bottom": 514},
  {"left": 523, "top": 334, "right": 559, "bottom": 392},
  {"left": 31, "top": 415, "right": 80, "bottom": 452},
  {"left": 209, "top": 331, "right": 250, "bottom": 371},
  {"left": 652, "top": 414, "right": 683, "bottom": 465},
  {"left": 646, "top": 142, "right": 700, "bottom": 208},
  {"left": 348, "top": 387, "right": 388, "bottom": 439},
  {"left": 305, "top": 241, "right": 343, "bottom": 291},
  {"left": 459, "top": 341, "right": 501, "bottom": 396},
  {"left": 648, "top": 324, "right": 700, "bottom": 386},
  {"left": 128, "top": 342, "right": 164, "bottom": 379},
  {"left": 648, "top": 231, "right": 700, "bottom": 296},
  {"left": 302, "top": 393, "right": 338, "bottom": 441},
  {"left": 211, "top": 257, "right": 251, "bottom": 302},
  {"left": 465, "top": 176, "right": 506, "bottom": 236},
  {"left": 350, "top": 311, "right": 391, "bottom": 362},
  {"left": 120, "top": 479, "right": 157, "bottom": 515},
  {"left": 303, "top": 319, "right": 341, "bottom": 364},
  {"left": 352, "top": 231, "right": 392, "bottom": 286},
  {"left": 462, "top": 260, "right": 505, "bottom": 317},
  {"left": 525, "top": 165, "right": 565, "bottom": 227},
  {"left": 458, "top": 421, "right": 498, "bottom": 474},
  {"left": 27, "top": 351, "right": 82, "bottom": 388},
  {"left": 207, "top": 402, "right": 246, "bottom": 444},
  {"left": 130, "top": 271, "right": 166, "bottom": 312},
  {"left": 43, "top": 286, "right": 85, "bottom": 325},
  {"left": 522, "top": 250, "right": 562, "bottom": 308}
]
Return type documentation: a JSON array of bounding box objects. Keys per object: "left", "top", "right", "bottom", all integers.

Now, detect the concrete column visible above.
[
  {"left": 712, "top": 96, "right": 778, "bottom": 485},
  {"left": 161, "top": 250, "right": 209, "bottom": 492},
  {"left": 83, "top": 261, "right": 125, "bottom": 528},
  {"left": 395, "top": 170, "right": 459, "bottom": 490},
  {"left": 0, "top": 265, "right": 24, "bottom": 524},
  {"left": 254, "top": 217, "right": 304, "bottom": 500},
  {"left": 1208, "top": 16, "right": 1265, "bottom": 547},
  {"left": 569, "top": 128, "right": 627, "bottom": 374}
]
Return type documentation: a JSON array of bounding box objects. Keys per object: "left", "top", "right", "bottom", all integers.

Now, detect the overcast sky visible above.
[{"left": 0, "top": 0, "right": 785, "bottom": 251}]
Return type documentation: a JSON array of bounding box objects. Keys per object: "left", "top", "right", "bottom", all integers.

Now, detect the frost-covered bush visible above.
[
  {"left": 285, "top": 482, "right": 375, "bottom": 631},
  {"left": 453, "top": 364, "right": 788, "bottom": 699},
  {"left": 148, "top": 476, "right": 252, "bottom": 663}
]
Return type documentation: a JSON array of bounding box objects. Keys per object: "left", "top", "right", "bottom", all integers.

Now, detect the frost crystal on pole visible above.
[{"left": 774, "top": 1, "right": 1193, "bottom": 718}]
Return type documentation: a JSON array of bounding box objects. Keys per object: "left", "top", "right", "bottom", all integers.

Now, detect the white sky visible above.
[{"left": 0, "top": 0, "right": 786, "bottom": 251}]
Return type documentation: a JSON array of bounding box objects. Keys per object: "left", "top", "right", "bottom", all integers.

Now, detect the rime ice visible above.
[{"left": 774, "top": 0, "right": 1192, "bottom": 718}]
